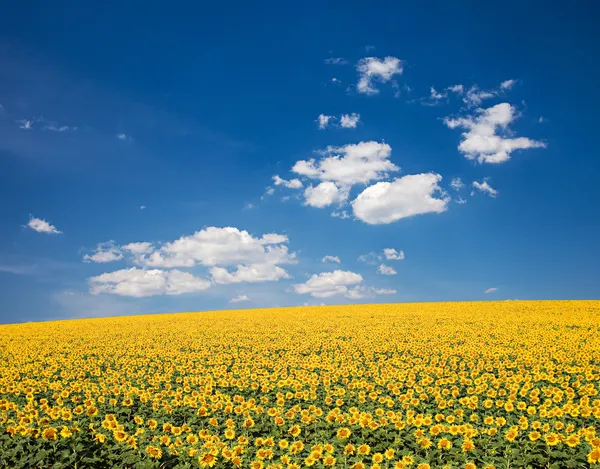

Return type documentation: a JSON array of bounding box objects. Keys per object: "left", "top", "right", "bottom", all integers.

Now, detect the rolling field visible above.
[{"left": 1, "top": 300, "right": 600, "bottom": 468}]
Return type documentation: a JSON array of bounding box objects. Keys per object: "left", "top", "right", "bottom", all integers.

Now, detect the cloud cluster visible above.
[
  {"left": 444, "top": 103, "right": 546, "bottom": 163},
  {"left": 293, "top": 270, "right": 395, "bottom": 300},
  {"left": 317, "top": 113, "right": 361, "bottom": 129},
  {"left": 90, "top": 268, "right": 211, "bottom": 297},
  {"left": 87, "top": 227, "right": 297, "bottom": 297}
]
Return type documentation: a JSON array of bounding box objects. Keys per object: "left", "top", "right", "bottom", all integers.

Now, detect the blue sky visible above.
[{"left": 1, "top": 1, "right": 599, "bottom": 323}]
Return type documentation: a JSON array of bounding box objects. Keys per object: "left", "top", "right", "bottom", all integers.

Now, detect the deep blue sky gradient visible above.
[{"left": 1, "top": 1, "right": 599, "bottom": 323}]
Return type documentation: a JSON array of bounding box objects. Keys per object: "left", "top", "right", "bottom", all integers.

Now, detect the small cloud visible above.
[
  {"left": 83, "top": 241, "right": 123, "bottom": 263},
  {"left": 324, "top": 57, "right": 348, "bottom": 65},
  {"left": 140, "top": 205, "right": 146, "bottom": 210},
  {"left": 429, "top": 87, "right": 447, "bottom": 100},
  {"left": 340, "top": 113, "right": 360, "bottom": 129},
  {"left": 230, "top": 294, "right": 250, "bottom": 303},
  {"left": 331, "top": 210, "right": 350, "bottom": 219},
  {"left": 245, "top": 203, "right": 255, "bottom": 210},
  {"left": 383, "top": 248, "right": 404, "bottom": 260},
  {"left": 538, "top": 116, "right": 546, "bottom": 123},
  {"left": 377, "top": 264, "right": 397, "bottom": 275},
  {"left": 472, "top": 179, "right": 498, "bottom": 198},
  {"left": 447, "top": 84, "right": 464, "bottom": 94},
  {"left": 331, "top": 77, "right": 341, "bottom": 84},
  {"left": 116, "top": 133, "right": 131, "bottom": 141},
  {"left": 26, "top": 216, "right": 62, "bottom": 234},
  {"left": 261, "top": 187, "right": 275, "bottom": 200},
  {"left": 18, "top": 119, "right": 33, "bottom": 130},
  {"left": 484, "top": 287, "right": 498, "bottom": 294},
  {"left": 455, "top": 197, "right": 467, "bottom": 205},
  {"left": 317, "top": 114, "right": 333, "bottom": 129},
  {"left": 500, "top": 79, "right": 516, "bottom": 90},
  {"left": 356, "top": 56, "right": 403, "bottom": 95},
  {"left": 322, "top": 255, "right": 341, "bottom": 264},
  {"left": 450, "top": 177, "right": 465, "bottom": 191},
  {"left": 272, "top": 175, "right": 303, "bottom": 189},
  {"left": 44, "top": 124, "right": 72, "bottom": 132}
]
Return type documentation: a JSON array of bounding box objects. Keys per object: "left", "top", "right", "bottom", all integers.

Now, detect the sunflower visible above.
[{"left": 199, "top": 452, "right": 217, "bottom": 468}]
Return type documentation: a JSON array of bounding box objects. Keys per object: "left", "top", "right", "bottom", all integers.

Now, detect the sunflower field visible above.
[{"left": 1, "top": 300, "right": 600, "bottom": 469}]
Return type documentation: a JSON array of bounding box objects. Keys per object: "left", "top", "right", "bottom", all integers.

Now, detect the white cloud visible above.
[
  {"left": 340, "top": 113, "right": 360, "bottom": 128},
  {"left": 230, "top": 294, "right": 250, "bottom": 303},
  {"left": 331, "top": 210, "right": 350, "bottom": 219},
  {"left": 322, "top": 255, "right": 341, "bottom": 264},
  {"left": 500, "top": 79, "right": 516, "bottom": 90},
  {"left": 456, "top": 197, "right": 467, "bottom": 204},
  {"left": 463, "top": 85, "right": 497, "bottom": 107},
  {"left": 317, "top": 114, "right": 333, "bottom": 129},
  {"left": 472, "top": 179, "right": 498, "bottom": 197},
  {"left": 294, "top": 270, "right": 363, "bottom": 298},
  {"left": 444, "top": 103, "right": 546, "bottom": 163},
  {"left": 261, "top": 187, "right": 275, "bottom": 199},
  {"left": 140, "top": 205, "right": 146, "bottom": 210},
  {"left": 137, "top": 227, "right": 296, "bottom": 270},
  {"left": 331, "top": 77, "right": 341, "bottom": 84},
  {"left": 18, "top": 119, "right": 33, "bottom": 130},
  {"left": 122, "top": 242, "right": 154, "bottom": 255},
  {"left": 90, "top": 267, "right": 211, "bottom": 297},
  {"left": 324, "top": 57, "right": 348, "bottom": 65},
  {"left": 27, "top": 216, "right": 62, "bottom": 234},
  {"left": 304, "top": 182, "right": 346, "bottom": 208},
  {"left": 358, "top": 252, "right": 381, "bottom": 265},
  {"left": 450, "top": 177, "right": 465, "bottom": 191},
  {"left": 292, "top": 141, "right": 398, "bottom": 187},
  {"left": 44, "top": 124, "right": 72, "bottom": 132},
  {"left": 352, "top": 173, "right": 449, "bottom": 224},
  {"left": 83, "top": 241, "right": 124, "bottom": 263},
  {"left": 447, "top": 84, "right": 464, "bottom": 94},
  {"left": 538, "top": 116, "right": 546, "bottom": 123},
  {"left": 430, "top": 87, "right": 447, "bottom": 100},
  {"left": 116, "top": 133, "right": 130, "bottom": 140},
  {"left": 346, "top": 285, "right": 396, "bottom": 299},
  {"left": 383, "top": 248, "right": 405, "bottom": 260},
  {"left": 356, "top": 57, "right": 403, "bottom": 95},
  {"left": 377, "top": 264, "right": 397, "bottom": 275},
  {"left": 273, "top": 175, "right": 303, "bottom": 189},
  {"left": 210, "top": 263, "right": 290, "bottom": 284},
  {"left": 484, "top": 287, "right": 498, "bottom": 294}
]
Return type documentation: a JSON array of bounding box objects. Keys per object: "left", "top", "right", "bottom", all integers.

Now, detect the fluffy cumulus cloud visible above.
[
  {"left": 351, "top": 173, "right": 449, "bottom": 224},
  {"left": 356, "top": 56, "right": 403, "bottom": 95},
  {"left": 484, "top": 287, "right": 498, "bottom": 294},
  {"left": 87, "top": 227, "right": 297, "bottom": 297},
  {"left": 294, "top": 270, "right": 363, "bottom": 298},
  {"left": 230, "top": 295, "right": 249, "bottom": 303},
  {"left": 444, "top": 103, "right": 546, "bottom": 163},
  {"left": 27, "top": 216, "right": 62, "bottom": 234},
  {"left": 340, "top": 113, "right": 360, "bottom": 128},
  {"left": 89, "top": 268, "right": 211, "bottom": 297},
  {"left": 500, "top": 79, "right": 516, "bottom": 90},
  {"left": 383, "top": 248, "right": 405, "bottom": 260},
  {"left": 141, "top": 227, "right": 295, "bottom": 268},
  {"left": 472, "top": 179, "right": 498, "bottom": 197},
  {"left": 84, "top": 241, "right": 123, "bottom": 263},
  {"left": 272, "top": 175, "right": 303, "bottom": 189},
  {"left": 292, "top": 141, "right": 398, "bottom": 187},
  {"left": 322, "top": 255, "right": 341, "bottom": 264},
  {"left": 304, "top": 182, "right": 346, "bottom": 208},
  {"left": 377, "top": 264, "right": 397, "bottom": 275},
  {"left": 210, "top": 263, "right": 290, "bottom": 284}
]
